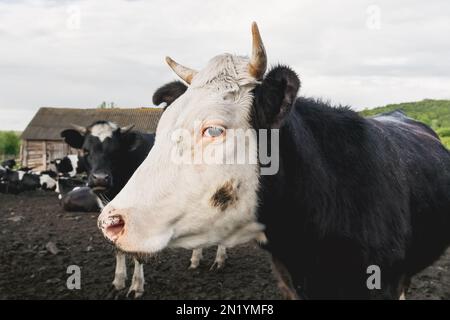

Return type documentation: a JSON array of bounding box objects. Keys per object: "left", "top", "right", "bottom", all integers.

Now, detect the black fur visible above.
[
  {"left": 152, "top": 80, "right": 187, "bottom": 110},
  {"left": 1, "top": 159, "right": 16, "bottom": 169},
  {"left": 252, "top": 66, "right": 450, "bottom": 299}
]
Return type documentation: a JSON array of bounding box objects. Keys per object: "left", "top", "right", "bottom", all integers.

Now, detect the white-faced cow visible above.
[
  {"left": 98, "top": 23, "right": 450, "bottom": 299},
  {"left": 152, "top": 81, "right": 260, "bottom": 270}
]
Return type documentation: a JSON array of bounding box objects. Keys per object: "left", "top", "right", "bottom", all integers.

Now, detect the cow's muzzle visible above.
[
  {"left": 98, "top": 206, "right": 126, "bottom": 243},
  {"left": 89, "top": 172, "right": 112, "bottom": 191}
]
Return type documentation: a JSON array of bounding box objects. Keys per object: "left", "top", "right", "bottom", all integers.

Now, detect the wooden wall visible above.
[{"left": 20, "top": 140, "right": 80, "bottom": 171}]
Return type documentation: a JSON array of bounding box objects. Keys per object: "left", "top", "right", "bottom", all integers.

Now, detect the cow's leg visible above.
[
  {"left": 127, "top": 258, "right": 145, "bottom": 298},
  {"left": 398, "top": 276, "right": 410, "bottom": 300},
  {"left": 189, "top": 248, "right": 203, "bottom": 269},
  {"left": 210, "top": 245, "right": 227, "bottom": 270},
  {"left": 112, "top": 251, "right": 127, "bottom": 290},
  {"left": 271, "top": 256, "right": 299, "bottom": 300}
]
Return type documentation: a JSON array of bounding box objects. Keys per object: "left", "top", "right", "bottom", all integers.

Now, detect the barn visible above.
[{"left": 19, "top": 107, "right": 163, "bottom": 171}]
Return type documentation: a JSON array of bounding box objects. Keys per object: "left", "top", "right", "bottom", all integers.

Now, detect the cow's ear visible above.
[
  {"left": 152, "top": 80, "right": 188, "bottom": 110},
  {"left": 61, "top": 129, "right": 85, "bottom": 149},
  {"left": 253, "top": 66, "right": 300, "bottom": 129}
]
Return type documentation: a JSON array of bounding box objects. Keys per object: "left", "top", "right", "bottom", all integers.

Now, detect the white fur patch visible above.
[
  {"left": 67, "top": 155, "right": 79, "bottom": 177},
  {"left": 40, "top": 174, "right": 56, "bottom": 189},
  {"left": 18, "top": 171, "right": 25, "bottom": 180},
  {"left": 90, "top": 122, "right": 118, "bottom": 142}
]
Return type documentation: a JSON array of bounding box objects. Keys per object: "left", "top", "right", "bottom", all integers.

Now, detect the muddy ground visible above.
[{"left": 0, "top": 191, "right": 448, "bottom": 300}]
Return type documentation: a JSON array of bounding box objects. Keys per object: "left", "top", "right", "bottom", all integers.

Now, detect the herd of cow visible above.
[
  {"left": 0, "top": 156, "right": 100, "bottom": 212},
  {"left": 2, "top": 23, "right": 450, "bottom": 299}
]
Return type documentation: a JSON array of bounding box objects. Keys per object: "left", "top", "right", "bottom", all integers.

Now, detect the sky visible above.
[{"left": 0, "top": 0, "right": 449, "bottom": 131}]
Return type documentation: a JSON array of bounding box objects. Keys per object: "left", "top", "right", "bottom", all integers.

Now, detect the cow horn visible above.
[
  {"left": 71, "top": 124, "right": 87, "bottom": 135},
  {"left": 249, "top": 22, "right": 267, "bottom": 80},
  {"left": 121, "top": 124, "right": 135, "bottom": 133},
  {"left": 165, "top": 56, "right": 198, "bottom": 85}
]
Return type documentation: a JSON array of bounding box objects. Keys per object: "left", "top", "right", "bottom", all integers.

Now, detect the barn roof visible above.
[{"left": 21, "top": 107, "right": 164, "bottom": 141}]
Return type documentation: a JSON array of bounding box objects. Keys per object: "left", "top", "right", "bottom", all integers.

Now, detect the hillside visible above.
[{"left": 360, "top": 99, "right": 450, "bottom": 148}]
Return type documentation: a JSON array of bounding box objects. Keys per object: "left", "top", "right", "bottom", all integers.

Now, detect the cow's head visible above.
[
  {"left": 61, "top": 121, "right": 136, "bottom": 193},
  {"left": 98, "top": 23, "right": 300, "bottom": 255}
]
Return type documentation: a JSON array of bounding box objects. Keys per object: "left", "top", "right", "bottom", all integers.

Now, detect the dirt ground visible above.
[{"left": 0, "top": 191, "right": 448, "bottom": 300}]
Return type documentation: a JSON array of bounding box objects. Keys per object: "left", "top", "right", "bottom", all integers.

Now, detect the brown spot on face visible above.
[{"left": 210, "top": 180, "right": 238, "bottom": 211}]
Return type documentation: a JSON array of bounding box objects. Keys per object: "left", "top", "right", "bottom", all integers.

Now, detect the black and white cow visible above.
[
  {"left": 61, "top": 121, "right": 154, "bottom": 199},
  {"left": 52, "top": 155, "right": 86, "bottom": 177},
  {"left": 1, "top": 169, "right": 57, "bottom": 192},
  {"left": 61, "top": 121, "right": 155, "bottom": 297},
  {"left": 56, "top": 177, "right": 101, "bottom": 212},
  {"left": 98, "top": 23, "right": 450, "bottom": 299},
  {"left": 1, "top": 159, "right": 16, "bottom": 169}
]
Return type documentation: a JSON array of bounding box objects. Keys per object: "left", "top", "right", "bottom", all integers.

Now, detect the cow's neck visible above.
[{"left": 254, "top": 101, "right": 332, "bottom": 295}]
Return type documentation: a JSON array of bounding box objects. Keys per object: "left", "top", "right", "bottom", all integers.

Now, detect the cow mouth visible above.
[{"left": 102, "top": 215, "right": 125, "bottom": 242}]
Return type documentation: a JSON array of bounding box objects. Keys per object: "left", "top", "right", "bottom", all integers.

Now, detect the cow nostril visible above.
[{"left": 103, "top": 215, "right": 125, "bottom": 242}]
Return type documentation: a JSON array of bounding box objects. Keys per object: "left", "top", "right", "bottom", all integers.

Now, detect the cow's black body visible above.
[
  {"left": 253, "top": 91, "right": 450, "bottom": 299},
  {"left": 61, "top": 187, "right": 101, "bottom": 212}
]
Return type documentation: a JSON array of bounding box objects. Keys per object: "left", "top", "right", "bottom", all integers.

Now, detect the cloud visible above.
[{"left": 0, "top": 0, "right": 449, "bottom": 130}]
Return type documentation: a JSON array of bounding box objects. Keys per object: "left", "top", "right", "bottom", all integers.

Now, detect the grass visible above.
[{"left": 360, "top": 99, "right": 450, "bottom": 148}]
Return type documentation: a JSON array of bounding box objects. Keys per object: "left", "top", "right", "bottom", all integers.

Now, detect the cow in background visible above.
[
  {"left": 1, "top": 159, "right": 16, "bottom": 169},
  {"left": 1, "top": 168, "right": 57, "bottom": 192},
  {"left": 52, "top": 155, "right": 86, "bottom": 177},
  {"left": 61, "top": 121, "right": 154, "bottom": 298},
  {"left": 57, "top": 182, "right": 101, "bottom": 213},
  {"left": 54, "top": 176, "right": 101, "bottom": 212}
]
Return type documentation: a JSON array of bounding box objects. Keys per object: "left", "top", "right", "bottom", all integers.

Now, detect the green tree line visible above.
[
  {"left": 360, "top": 99, "right": 450, "bottom": 148},
  {"left": 1, "top": 99, "right": 449, "bottom": 162},
  {"left": 0, "top": 131, "right": 20, "bottom": 160}
]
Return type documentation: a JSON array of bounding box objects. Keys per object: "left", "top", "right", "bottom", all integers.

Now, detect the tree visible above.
[
  {"left": 97, "top": 101, "right": 116, "bottom": 109},
  {"left": 0, "top": 131, "right": 20, "bottom": 158}
]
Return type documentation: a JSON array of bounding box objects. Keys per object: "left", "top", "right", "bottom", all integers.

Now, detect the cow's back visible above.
[{"left": 370, "top": 112, "right": 450, "bottom": 275}]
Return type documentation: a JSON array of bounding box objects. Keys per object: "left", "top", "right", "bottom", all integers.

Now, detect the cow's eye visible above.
[{"left": 203, "top": 126, "right": 225, "bottom": 138}]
